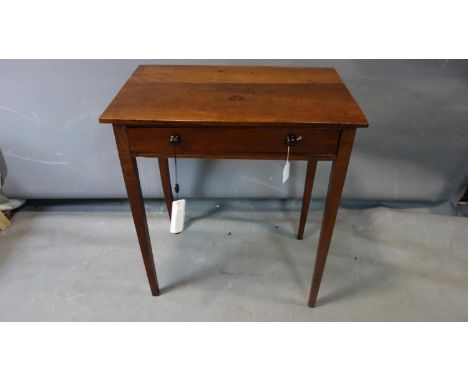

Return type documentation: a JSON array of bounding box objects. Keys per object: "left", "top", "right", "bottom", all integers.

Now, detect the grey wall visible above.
[{"left": 1, "top": 60, "right": 467, "bottom": 202}]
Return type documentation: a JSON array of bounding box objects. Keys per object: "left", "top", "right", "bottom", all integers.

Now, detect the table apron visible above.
[{"left": 126, "top": 126, "right": 341, "bottom": 158}]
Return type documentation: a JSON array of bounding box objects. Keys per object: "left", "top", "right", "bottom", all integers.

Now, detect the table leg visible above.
[
  {"left": 308, "top": 128, "right": 356, "bottom": 307},
  {"left": 113, "top": 125, "right": 160, "bottom": 296},
  {"left": 297, "top": 160, "right": 317, "bottom": 240},
  {"left": 158, "top": 157, "right": 173, "bottom": 218}
]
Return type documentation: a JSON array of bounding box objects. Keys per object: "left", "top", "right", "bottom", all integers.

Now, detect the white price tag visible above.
[
  {"left": 282, "top": 145, "right": 291, "bottom": 183},
  {"left": 282, "top": 161, "right": 290, "bottom": 183},
  {"left": 170, "top": 199, "right": 186, "bottom": 234}
]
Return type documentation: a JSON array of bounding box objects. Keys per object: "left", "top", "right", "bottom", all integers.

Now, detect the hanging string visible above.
[{"left": 173, "top": 141, "right": 179, "bottom": 200}]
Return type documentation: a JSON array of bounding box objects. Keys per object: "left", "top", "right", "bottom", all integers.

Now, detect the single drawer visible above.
[{"left": 127, "top": 126, "right": 340, "bottom": 156}]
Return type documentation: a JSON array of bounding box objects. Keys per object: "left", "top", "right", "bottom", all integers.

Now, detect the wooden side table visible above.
[{"left": 99, "top": 65, "right": 368, "bottom": 307}]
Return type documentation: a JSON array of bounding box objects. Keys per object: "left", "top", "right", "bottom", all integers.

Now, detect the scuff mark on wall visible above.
[
  {"left": 440, "top": 59, "right": 449, "bottom": 70},
  {"left": 62, "top": 110, "right": 101, "bottom": 130},
  {"left": 0, "top": 105, "right": 41, "bottom": 124},
  {"left": 5, "top": 151, "right": 70, "bottom": 166},
  {"left": 236, "top": 174, "right": 285, "bottom": 193}
]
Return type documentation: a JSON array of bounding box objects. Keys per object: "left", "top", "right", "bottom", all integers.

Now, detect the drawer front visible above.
[{"left": 126, "top": 126, "right": 340, "bottom": 155}]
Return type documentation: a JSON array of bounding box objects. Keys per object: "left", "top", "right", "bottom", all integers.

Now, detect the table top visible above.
[{"left": 99, "top": 65, "right": 368, "bottom": 128}]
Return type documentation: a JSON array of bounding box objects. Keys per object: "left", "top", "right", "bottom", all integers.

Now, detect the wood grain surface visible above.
[{"left": 100, "top": 65, "right": 368, "bottom": 128}]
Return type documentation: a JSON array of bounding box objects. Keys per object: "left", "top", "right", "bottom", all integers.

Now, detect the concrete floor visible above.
[{"left": 0, "top": 201, "right": 467, "bottom": 321}]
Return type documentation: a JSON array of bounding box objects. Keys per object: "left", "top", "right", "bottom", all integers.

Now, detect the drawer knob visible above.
[
  {"left": 169, "top": 135, "right": 180, "bottom": 145},
  {"left": 285, "top": 135, "right": 303, "bottom": 146}
]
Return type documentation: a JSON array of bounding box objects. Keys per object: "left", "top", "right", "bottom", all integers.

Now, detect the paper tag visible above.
[
  {"left": 170, "top": 199, "right": 186, "bottom": 234},
  {"left": 282, "top": 161, "right": 290, "bottom": 183}
]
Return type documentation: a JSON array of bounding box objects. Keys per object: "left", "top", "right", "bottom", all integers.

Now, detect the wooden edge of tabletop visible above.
[{"left": 99, "top": 119, "right": 368, "bottom": 128}]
